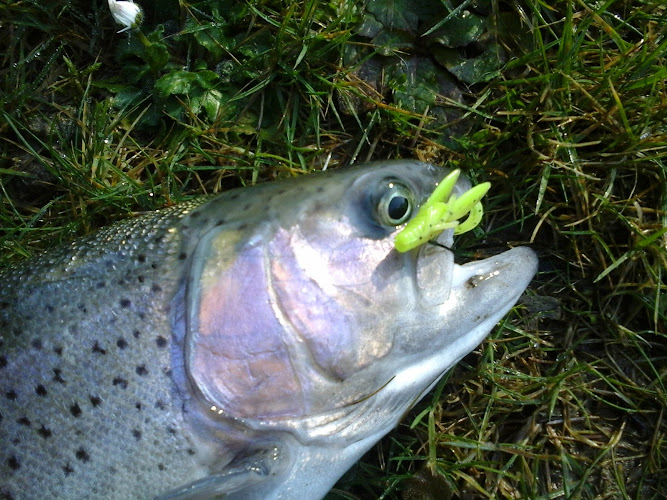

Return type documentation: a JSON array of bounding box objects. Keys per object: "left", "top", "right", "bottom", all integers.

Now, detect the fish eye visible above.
[{"left": 375, "top": 179, "right": 415, "bottom": 226}]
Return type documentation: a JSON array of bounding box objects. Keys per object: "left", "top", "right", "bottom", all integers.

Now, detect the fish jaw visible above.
[{"left": 385, "top": 246, "right": 539, "bottom": 404}]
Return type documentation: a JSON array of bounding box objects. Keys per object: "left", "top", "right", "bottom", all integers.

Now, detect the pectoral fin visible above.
[{"left": 155, "top": 446, "right": 286, "bottom": 500}]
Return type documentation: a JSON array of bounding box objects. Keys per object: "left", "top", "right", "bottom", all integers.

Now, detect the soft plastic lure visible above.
[{"left": 395, "top": 169, "right": 491, "bottom": 253}]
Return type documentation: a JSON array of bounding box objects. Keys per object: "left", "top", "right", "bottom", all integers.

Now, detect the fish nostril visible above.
[{"left": 466, "top": 270, "right": 502, "bottom": 289}]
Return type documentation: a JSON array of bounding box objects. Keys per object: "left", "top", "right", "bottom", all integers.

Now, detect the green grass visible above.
[{"left": 1, "top": 0, "right": 665, "bottom": 498}]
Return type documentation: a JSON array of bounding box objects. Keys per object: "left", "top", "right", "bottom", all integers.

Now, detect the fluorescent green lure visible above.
[{"left": 394, "top": 169, "right": 491, "bottom": 253}]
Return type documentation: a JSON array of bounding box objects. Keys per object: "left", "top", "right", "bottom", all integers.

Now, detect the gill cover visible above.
[
  {"left": 185, "top": 223, "right": 307, "bottom": 421},
  {"left": 185, "top": 220, "right": 381, "bottom": 424}
]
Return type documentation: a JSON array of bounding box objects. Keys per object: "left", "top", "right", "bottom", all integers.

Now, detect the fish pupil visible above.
[{"left": 387, "top": 195, "right": 410, "bottom": 222}]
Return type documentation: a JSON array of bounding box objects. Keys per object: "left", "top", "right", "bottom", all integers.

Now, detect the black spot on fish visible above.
[
  {"left": 92, "top": 341, "right": 106, "bottom": 355},
  {"left": 0, "top": 300, "right": 8, "bottom": 309},
  {"left": 7, "top": 456, "right": 20, "bottom": 470},
  {"left": 137, "top": 254, "right": 146, "bottom": 263},
  {"left": 63, "top": 463, "right": 74, "bottom": 476},
  {"left": 96, "top": 281, "right": 106, "bottom": 289},
  {"left": 187, "top": 448, "right": 196, "bottom": 456},
  {"left": 30, "top": 338, "right": 42, "bottom": 350},
  {"left": 70, "top": 403, "right": 82, "bottom": 417},
  {"left": 190, "top": 211, "right": 201, "bottom": 218},
  {"left": 238, "top": 223, "right": 248, "bottom": 231},
  {"left": 16, "top": 417, "right": 30, "bottom": 427},
  {"left": 45, "top": 304, "right": 54, "bottom": 313},
  {"left": 6, "top": 390, "right": 17, "bottom": 400},
  {"left": 151, "top": 262, "right": 159, "bottom": 269},
  {"left": 229, "top": 192, "right": 240, "bottom": 200},
  {"left": 54, "top": 346, "right": 63, "bottom": 356},
  {"left": 156, "top": 336, "right": 167, "bottom": 348},
  {"left": 35, "top": 384, "right": 47, "bottom": 397},
  {"left": 138, "top": 275, "right": 145, "bottom": 283},
  {"left": 178, "top": 252, "right": 187, "bottom": 260},
  {"left": 90, "top": 395, "right": 102, "bottom": 407},
  {"left": 133, "top": 329, "right": 141, "bottom": 339},
  {"left": 117, "top": 338, "right": 128, "bottom": 349},
  {"left": 135, "top": 402, "right": 142, "bottom": 411},
  {"left": 77, "top": 304, "right": 87, "bottom": 314},
  {"left": 112, "top": 377, "right": 128, "bottom": 389},
  {"left": 132, "top": 429, "right": 142, "bottom": 441},
  {"left": 0, "top": 356, "right": 7, "bottom": 369},
  {"left": 158, "top": 463, "right": 165, "bottom": 471},
  {"left": 1, "top": 488, "right": 16, "bottom": 499},
  {"left": 151, "top": 283, "right": 162, "bottom": 293},
  {"left": 120, "top": 298, "right": 131, "bottom": 308},
  {"left": 38, "top": 425, "right": 52, "bottom": 439},
  {"left": 53, "top": 368, "right": 66, "bottom": 384},
  {"left": 215, "top": 219, "right": 226, "bottom": 226},
  {"left": 136, "top": 365, "right": 148, "bottom": 376},
  {"left": 75, "top": 448, "right": 90, "bottom": 462},
  {"left": 242, "top": 202, "right": 252, "bottom": 211},
  {"left": 166, "top": 426, "right": 176, "bottom": 435},
  {"left": 155, "top": 400, "right": 166, "bottom": 410}
]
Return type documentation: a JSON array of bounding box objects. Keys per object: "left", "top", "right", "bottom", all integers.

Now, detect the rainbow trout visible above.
[{"left": 0, "top": 161, "right": 537, "bottom": 499}]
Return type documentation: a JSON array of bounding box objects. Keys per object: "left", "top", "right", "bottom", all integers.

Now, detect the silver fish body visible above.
[{"left": 0, "top": 161, "right": 538, "bottom": 499}]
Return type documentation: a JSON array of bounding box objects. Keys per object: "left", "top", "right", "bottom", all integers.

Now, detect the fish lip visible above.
[
  {"left": 434, "top": 227, "right": 455, "bottom": 249},
  {"left": 446, "top": 246, "right": 538, "bottom": 343},
  {"left": 415, "top": 242, "right": 453, "bottom": 307},
  {"left": 451, "top": 246, "right": 538, "bottom": 294},
  {"left": 412, "top": 228, "right": 457, "bottom": 307}
]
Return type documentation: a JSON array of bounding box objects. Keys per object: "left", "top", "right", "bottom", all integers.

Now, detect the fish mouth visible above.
[
  {"left": 422, "top": 244, "right": 538, "bottom": 352},
  {"left": 386, "top": 245, "right": 538, "bottom": 405},
  {"left": 415, "top": 224, "right": 538, "bottom": 311},
  {"left": 450, "top": 246, "right": 538, "bottom": 312},
  {"left": 413, "top": 236, "right": 538, "bottom": 356}
]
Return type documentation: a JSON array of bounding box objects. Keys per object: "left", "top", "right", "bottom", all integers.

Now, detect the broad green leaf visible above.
[
  {"left": 365, "top": 0, "right": 419, "bottom": 33},
  {"left": 194, "top": 24, "right": 231, "bottom": 60},
  {"left": 429, "top": 8, "right": 487, "bottom": 47},
  {"left": 433, "top": 44, "right": 506, "bottom": 84},
  {"left": 155, "top": 70, "right": 198, "bottom": 97}
]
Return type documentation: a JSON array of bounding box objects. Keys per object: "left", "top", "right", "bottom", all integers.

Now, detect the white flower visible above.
[{"left": 108, "top": 0, "right": 143, "bottom": 33}]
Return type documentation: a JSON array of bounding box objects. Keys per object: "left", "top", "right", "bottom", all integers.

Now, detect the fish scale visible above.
[{"left": 0, "top": 202, "right": 214, "bottom": 499}]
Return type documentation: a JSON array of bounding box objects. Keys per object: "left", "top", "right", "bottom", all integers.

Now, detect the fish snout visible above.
[{"left": 445, "top": 246, "right": 538, "bottom": 341}]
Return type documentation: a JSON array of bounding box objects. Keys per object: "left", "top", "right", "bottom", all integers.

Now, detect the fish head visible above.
[{"left": 182, "top": 161, "right": 538, "bottom": 446}]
